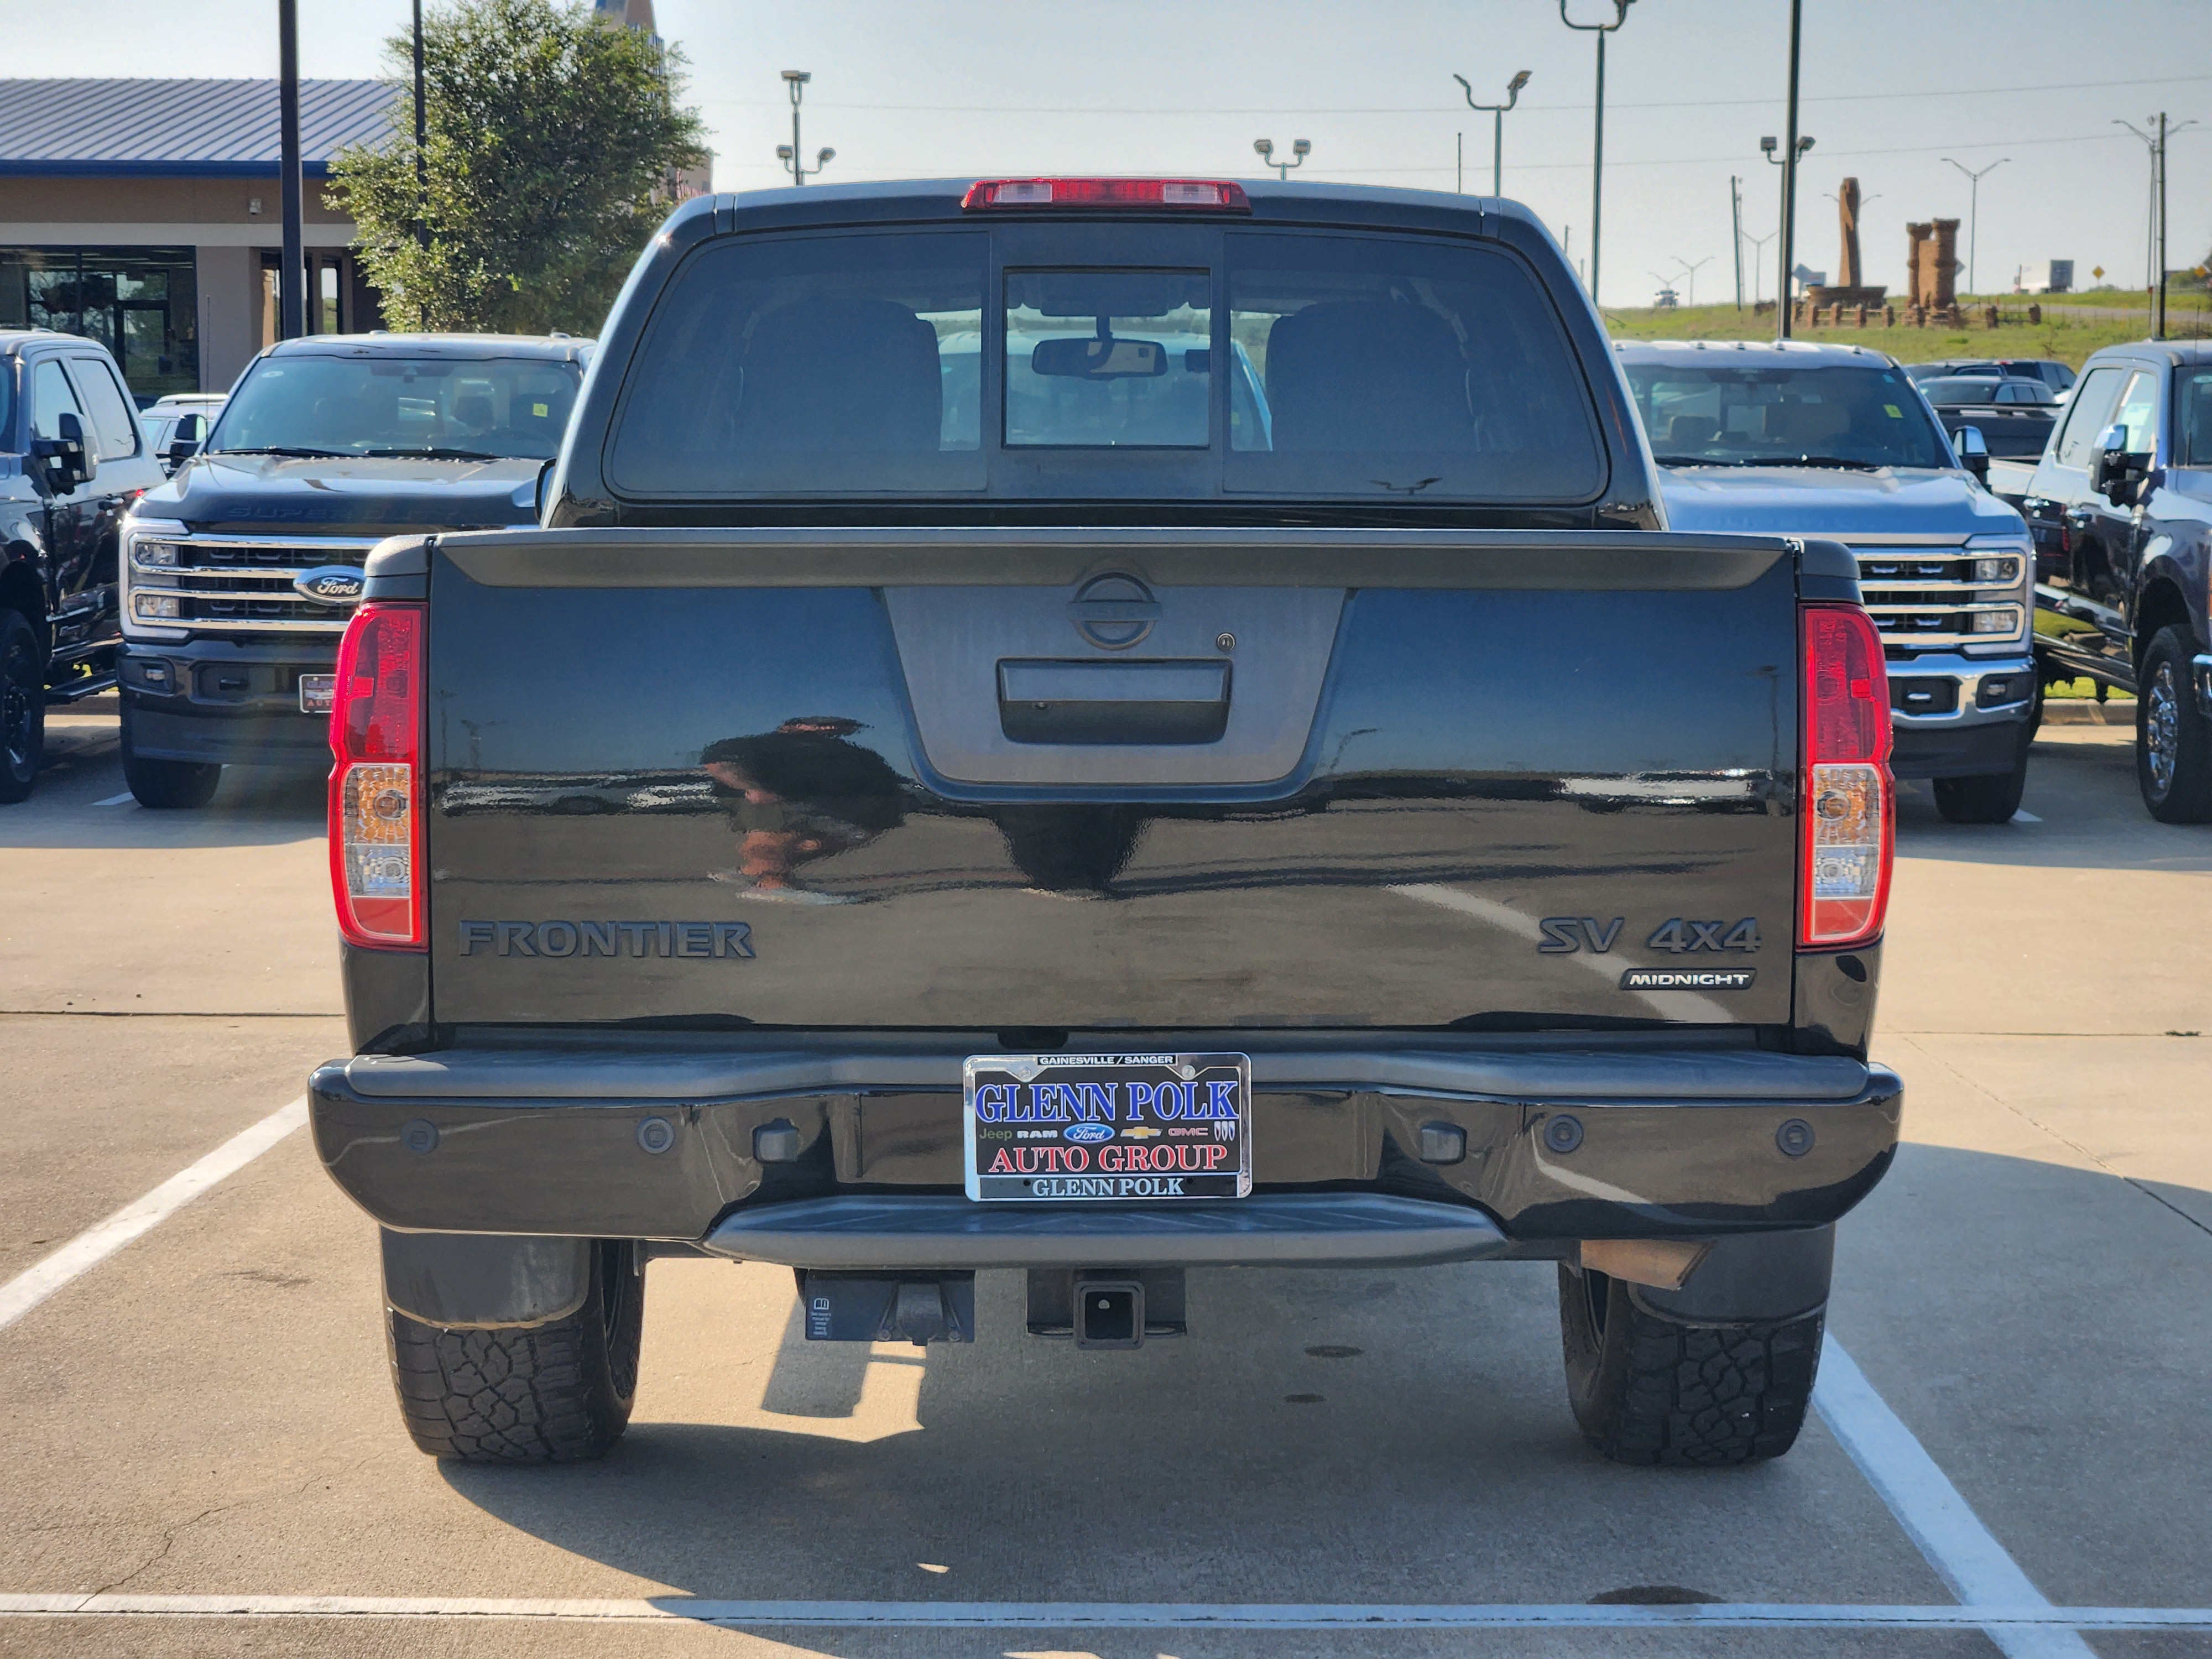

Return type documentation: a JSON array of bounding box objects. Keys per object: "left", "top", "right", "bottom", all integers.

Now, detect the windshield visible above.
[
  {"left": 207, "top": 353, "right": 582, "bottom": 460},
  {"left": 1627, "top": 363, "right": 1953, "bottom": 470},
  {"left": 1920, "top": 377, "right": 2008, "bottom": 405}
]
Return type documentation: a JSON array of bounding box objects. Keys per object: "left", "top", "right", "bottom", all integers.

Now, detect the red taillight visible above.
[
  {"left": 1799, "top": 603, "right": 1893, "bottom": 950},
  {"left": 961, "top": 178, "right": 1251, "bottom": 212},
  {"left": 328, "top": 602, "right": 425, "bottom": 951}
]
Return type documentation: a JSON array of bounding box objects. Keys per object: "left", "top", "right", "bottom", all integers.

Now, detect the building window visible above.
[{"left": 0, "top": 247, "right": 200, "bottom": 401}]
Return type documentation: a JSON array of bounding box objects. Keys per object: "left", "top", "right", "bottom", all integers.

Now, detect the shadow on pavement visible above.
[{"left": 427, "top": 1145, "right": 2212, "bottom": 1611}]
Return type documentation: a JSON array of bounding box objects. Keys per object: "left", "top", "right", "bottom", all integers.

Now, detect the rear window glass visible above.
[
  {"left": 1001, "top": 269, "right": 1211, "bottom": 448},
  {"left": 609, "top": 231, "right": 987, "bottom": 496},
  {"left": 1224, "top": 233, "right": 1603, "bottom": 500}
]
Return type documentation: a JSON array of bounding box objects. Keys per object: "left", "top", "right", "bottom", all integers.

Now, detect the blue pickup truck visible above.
[{"left": 1621, "top": 340, "right": 2037, "bottom": 823}]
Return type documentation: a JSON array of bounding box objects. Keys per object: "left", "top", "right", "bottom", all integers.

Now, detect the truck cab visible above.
[
  {"left": 115, "top": 332, "right": 588, "bottom": 807},
  {"left": 0, "top": 329, "right": 167, "bottom": 802},
  {"left": 1622, "top": 339, "right": 2038, "bottom": 824},
  {"left": 2020, "top": 342, "right": 2212, "bottom": 821}
]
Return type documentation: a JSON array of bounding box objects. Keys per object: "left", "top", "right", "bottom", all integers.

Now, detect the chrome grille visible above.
[
  {"left": 154, "top": 536, "right": 382, "bottom": 635},
  {"left": 1848, "top": 541, "right": 2021, "bottom": 653}
]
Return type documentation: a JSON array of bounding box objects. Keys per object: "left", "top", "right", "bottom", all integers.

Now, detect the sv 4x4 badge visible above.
[{"left": 1538, "top": 916, "right": 1761, "bottom": 953}]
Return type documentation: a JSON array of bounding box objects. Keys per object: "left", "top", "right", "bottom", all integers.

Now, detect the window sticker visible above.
[{"left": 1884, "top": 404, "right": 1903, "bottom": 418}]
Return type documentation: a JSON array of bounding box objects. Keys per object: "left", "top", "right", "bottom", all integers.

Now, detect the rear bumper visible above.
[{"left": 309, "top": 1037, "right": 1902, "bottom": 1261}]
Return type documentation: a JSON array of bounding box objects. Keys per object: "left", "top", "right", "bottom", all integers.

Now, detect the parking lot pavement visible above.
[{"left": 1, "top": 718, "right": 2207, "bottom": 1656}]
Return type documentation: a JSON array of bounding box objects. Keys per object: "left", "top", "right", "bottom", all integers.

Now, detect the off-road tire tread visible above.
[
  {"left": 0, "top": 608, "right": 44, "bottom": 804},
  {"left": 1560, "top": 1266, "right": 1823, "bottom": 1467},
  {"left": 384, "top": 1246, "right": 640, "bottom": 1463}
]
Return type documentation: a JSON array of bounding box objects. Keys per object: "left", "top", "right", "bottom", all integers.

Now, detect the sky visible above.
[{"left": 4, "top": 0, "right": 2209, "bottom": 310}]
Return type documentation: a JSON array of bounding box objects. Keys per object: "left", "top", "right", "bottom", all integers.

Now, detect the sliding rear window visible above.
[
  {"left": 1224, "top": 232, "right": 1604, "bottom": 501},
  {"left": 609, "top": 231, "right": 988, "bottom": 496}
]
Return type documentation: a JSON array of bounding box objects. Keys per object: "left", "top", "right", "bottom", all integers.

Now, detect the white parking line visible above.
[
  {"left": 91, "top": 792, "right": 136, "bottom": 807},
  {"left": 2011, "top": 810, "right": 2043, "bottom": 823},
  {"left": 0, "top": 1098, "right": 306, "bottom": 1333},
  {"left": 1817, "top": 1337, "right": 2094, "bottom": 1658},
  {"left": 1, "top": 1594, "right": 2206, "bottom": 1630}
]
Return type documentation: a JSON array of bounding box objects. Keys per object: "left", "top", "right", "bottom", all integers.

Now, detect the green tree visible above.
[{"left": 328, "top": 0, "right": 709, "bottom": 335}]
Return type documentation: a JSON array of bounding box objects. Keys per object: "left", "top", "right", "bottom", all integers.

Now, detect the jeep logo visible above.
[{"left": 293, "top": 565, "right": 365, "bottom": 606}]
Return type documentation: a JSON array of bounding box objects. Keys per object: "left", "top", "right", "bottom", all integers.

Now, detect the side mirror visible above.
[
  {"left": 163, "top": 414, "right": 205, "bottom": 472},
  {"left": 29, "top": 410, "right": 96, "bottom": 492},
  {"left": 2089, "top": 422, "right": 2147, "bottom": 503},
  {"left": 1952, "top": 423, "right": 1990, "bottom": 483}
]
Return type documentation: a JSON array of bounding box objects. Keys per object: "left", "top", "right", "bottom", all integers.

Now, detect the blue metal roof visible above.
[{"left": 0, "top": 79, "right": 398, "bottom": 176}]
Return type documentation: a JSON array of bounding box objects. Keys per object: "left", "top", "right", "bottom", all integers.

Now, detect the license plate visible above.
[
  {"left": 964, "top": 1052, "right": 1251, "bottom": 1202},
  {"left": 298, "top": 674, "right": 336, "bottom": 715}
]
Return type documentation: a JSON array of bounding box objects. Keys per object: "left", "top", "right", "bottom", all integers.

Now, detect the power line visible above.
[{"left": 695, "top": 71, "right": 2212, "bottom": 118}]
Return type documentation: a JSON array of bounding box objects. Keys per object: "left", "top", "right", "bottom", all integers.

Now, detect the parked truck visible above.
[
  {"left": 116, "top": 332, "right": 588, "bottom": 806},
  {"left": 310, "top": 179, "right": 1902, "bottom": 1468}
]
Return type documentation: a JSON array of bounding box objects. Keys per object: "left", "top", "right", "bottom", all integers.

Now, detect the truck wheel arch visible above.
[{"left": 2133, "top": 576, "right": 2192, "bottom": 673}]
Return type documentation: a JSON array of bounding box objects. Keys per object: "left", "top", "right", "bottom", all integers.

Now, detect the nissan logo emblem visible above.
[{"left": 1067, "top": 572, "right": 1160, "bottom": 650}]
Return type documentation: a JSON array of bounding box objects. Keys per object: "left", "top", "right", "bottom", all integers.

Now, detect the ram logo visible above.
[{"left": 293, "top": 565, "right": 366, "bottom": 606}]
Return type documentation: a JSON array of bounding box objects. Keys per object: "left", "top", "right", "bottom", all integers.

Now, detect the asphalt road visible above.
[{"left": 2, "top": 701, "right": 2207, "bottom": 1657}]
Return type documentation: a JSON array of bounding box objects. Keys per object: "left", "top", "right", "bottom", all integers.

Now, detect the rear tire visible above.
[
  {"left": 0, "top": 608, "right": 46, "bottom": 805},
  {"left": 387, "top": 1240, "right": 644, "bottom": 1463},
  {"left": 119, "top": 702, "right": 221, "bottom": 808},
  {"left": 2136, "top": 625, "right": 2212, "bottom": 823},
  {"left": 1558, "top": 1262, "right": 1824, "bottom": 1465}
]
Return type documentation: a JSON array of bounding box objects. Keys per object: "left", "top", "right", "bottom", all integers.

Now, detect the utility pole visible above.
[
  {"left": 1761, "top": 131, "right": 1813, "bottom": 334},
  {"left": 1456, "top": 132, "right": 1463, "bottom": 194},
  {"left": 1940, "top": 158, "right": 2007, "bottom": 299},
  {"left": 1251, "top": 138, "right": 1311, "bottom": 180},
  {"left": 2117, "top": 113, "right": 2199, "bottom": 339},
  {"left": 1777, "top": 0, "right": 1803, "bottom": 338},
  {"left": 1452, "top": 70, "right": 1531, "bottom": 197},
  {"left": 1557, "top": 1, "right": 1635, "bottom": 305},
  {"left": 1730, "top": 175, "right": 1744, "bottom": 309},
  {"left": 778, "top": 70, "right": 833, "bottom": 184},
  {"left": 1674, "top": 254, "right": 1714, "bottom": 308},
  {"left": 412, "top": 0, "right": 428, "bottom": 249},
  {"left": 277, "top": 0, "right": 304, "bottom": 340}
]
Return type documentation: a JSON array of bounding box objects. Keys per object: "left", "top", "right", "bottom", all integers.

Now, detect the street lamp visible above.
[
  {"left": 1761, "top": 132, "right": 1814, "bottom": 326},
  {"left": 1253, "top": 138, "right": 1310, "bottom": 180},
  {"left": 1451, "top": 69, "right": 1531, "bottom": 197},
  {"left": 1556, "top": 0, "right": 1636, "bottom": 304},
  {"left": 779, "top": 70, "right": 832, "bottom": 185},
  {"left": 1940, "top": 157, "right": 2008, "bottom": 298}
]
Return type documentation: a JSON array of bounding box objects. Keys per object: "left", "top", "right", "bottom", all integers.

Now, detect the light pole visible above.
[
  {"left": 779, "top": 70, "right": 833, "bottom": 185},
  {"left": 1556, "top": 0, "right": 1635, "bottom": 303},
  {"left": 1744, "top": 228, "right": 1777, "bottom": 308},
  {"left": 1252, "top": 138, "right": 1310, "bottom": 180},
  {"left": 277, "top": 0, "right": 303, "bottom": 340},
  {"left": 412, "top": 0, "right": 427, "bottom": 250},
  {"left": 1940, "top": 157, "right": 2007, "bottom": 299},
  {"left": 1451, "top": 70, "right": 1531, "bottom": 197},
  {"left": 1761, "top": 131, "right": 1814, "bottom": 332},
  {"left": 1673, "top": 254, "right": 1714, "bottom": 309},
  {"left": 1730, "top": 175, "right": 1744, "bottom": 308}
]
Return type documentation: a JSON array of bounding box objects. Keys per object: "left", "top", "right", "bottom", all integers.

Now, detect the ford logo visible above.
[
  {"left": 293, "top": 565, "right": 365, "bottom": 606},
  {"left": 1064, "top": 1122, "right": 1114, "bottom": 1143}
]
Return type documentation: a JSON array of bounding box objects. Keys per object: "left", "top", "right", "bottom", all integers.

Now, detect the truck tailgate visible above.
[{"left": 421, "top": 529, "right": 1805, "bottom": 1031}]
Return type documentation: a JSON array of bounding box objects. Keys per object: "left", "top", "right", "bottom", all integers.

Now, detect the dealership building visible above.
[{"left": 0, "top": 77, "right": 396, "bottom": 400}]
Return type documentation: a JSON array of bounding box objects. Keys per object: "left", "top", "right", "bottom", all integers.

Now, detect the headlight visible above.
[
  {"left": 121, "top": 517, "right": 191, "bottom": 639},
  {"left": 1970, "top": 606, "right": 2023, "bottom": 634},
  {"left": 1971, "top": 556, "right": 2022, "bottom": 585}
]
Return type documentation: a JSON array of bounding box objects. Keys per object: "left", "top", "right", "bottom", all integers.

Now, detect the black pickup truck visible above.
[
  {"left": 115, "top": 333, "right": 587, "bottom": 806},
  {"left": 310, "top": 179, "right": 1902, "bottom": 1469}
]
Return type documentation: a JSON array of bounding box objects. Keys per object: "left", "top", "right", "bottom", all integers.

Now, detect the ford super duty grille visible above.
[
  {"left": 163, "top": 536, "right": 382, "bottom": 635},
  {"left": 1848, "top": 540, "right": 2022, "bottom": 654}
]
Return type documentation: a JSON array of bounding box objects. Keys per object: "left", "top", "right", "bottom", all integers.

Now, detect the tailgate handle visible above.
[{"left": 997, "top": 659, "right": 1229, "bottom": 745}]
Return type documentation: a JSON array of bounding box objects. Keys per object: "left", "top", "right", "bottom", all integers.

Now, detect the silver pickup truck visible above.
[{"left": 1621, "top": 341, "right": 2037, "bottom": 823}]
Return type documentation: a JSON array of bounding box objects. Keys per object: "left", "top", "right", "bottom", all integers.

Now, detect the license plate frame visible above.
[
  {"left": 298, "top": 674, "right": 336, "bottom": 716},
  {"left": 963, "top": 1052, "right": 1251, "bottom": 1203}
]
